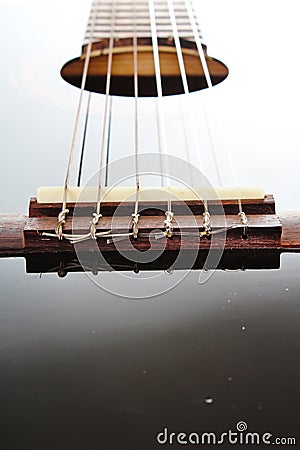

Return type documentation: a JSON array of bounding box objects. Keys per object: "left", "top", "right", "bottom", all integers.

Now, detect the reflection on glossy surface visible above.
[{"left": 0, "top": 254, "right": 299, "bottom": 449}]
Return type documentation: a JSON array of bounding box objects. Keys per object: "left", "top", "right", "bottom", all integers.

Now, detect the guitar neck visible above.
[
  {"left": 84, "top": 0, "right": 204, "bottom": 42},
  {"left": 61, "top": 0, "right": 228, "bottom": 96}
]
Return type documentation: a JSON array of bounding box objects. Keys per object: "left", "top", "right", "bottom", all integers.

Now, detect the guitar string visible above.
[
  {"left": 51, "top": 0, "right": 248, "bottom": 243},
  {"left": 89, "top": 0, "right": 172, "bottom": 244},
  {"left": 155, "top": 102, "right": 166, "bottom": 188},
  {"left": 167, "top": 0, "right": 211, "bottom": 235},
  {"left": 181, "top": 0, "right": 222, "bottom": 186},
  {"left": 61, "top": 11, "right": 97, "bottom": 212},
  {"left": 186, "top": 0, "right": 248, "bottom": 234},
  {"left": 184, "top": 0, "right": 222, "bottom": 187},
  {"left": 77, "top": 91, "right": 92, "bottom": 187},
  {"left": 148, "top": 0, "right": 174, "bottom": 237},
  {"left": 178, "top": 95, "right": 195, "bottom": 186},
  {"left": 70, "top": 0, "right": 119, "bottom": 243},
  {"left": 71, "top": 2, "right": 138, "bottom": 244},
  {"left": 105, "top": 95, "right": 113, "bottom": 187},
  {"left": 45, "top": 0, "right": 119, "bottom": 242},
  {"left": 132, "top": 0, "right": 140, "bottom": 235},
  {"left": 75, "top": 0, "right": 140, "bottom": 243},
  {"left": 47, "top": 0, "right": 141, "bottom": 243},
  {"left": 95, "top": 0, "right": 118, "bottom": 218},
  {"left": 148, "top": 0, "right": 168, "bottom": 190},
  {"left": 77, "top": 0, "right": 176, "bottom": 242},
  {"left": 52, "top": 1, "right": 99, "bottom": 240},
  {"left": 167, "top": 1, "right": 202, "bottom": 185}
]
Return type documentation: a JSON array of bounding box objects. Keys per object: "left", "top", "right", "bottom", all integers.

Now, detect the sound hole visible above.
[{"left": 60, "top": 37, "right": 229, "bottom": 97}]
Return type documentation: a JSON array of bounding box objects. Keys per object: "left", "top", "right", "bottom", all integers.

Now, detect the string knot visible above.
[
  {"left": 164, "top": 211, "right": 174, "bottom": 238},
  {"left": 238, "top": 211, "right": 248, "bottom": 237},
  {"left": 90, "top": 213, "right": 102, "bottom": 240},
  {"left": 202, "top": 211, "right": 211, "bottom": 236},
  {"left": 55, "top": 208, "right": 69, "bottom": 241},
  {"left": 131, "top": 213, "right": 140, "bottom": 239}
]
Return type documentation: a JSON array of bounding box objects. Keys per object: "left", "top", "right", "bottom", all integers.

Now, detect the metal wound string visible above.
[
  {"left": 57, "top": 1, "right": 127, "bottom": 244},
  {"left": 50, "top": 2, "right": 98, "bottom": 241},
  {"left": 61, "top": 9, "right": 97, "bottom": 213}
]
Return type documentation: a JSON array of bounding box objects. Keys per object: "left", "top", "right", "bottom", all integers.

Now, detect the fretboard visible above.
[{"left": 84, "top": 0, "right": 204, "bottom": 43}]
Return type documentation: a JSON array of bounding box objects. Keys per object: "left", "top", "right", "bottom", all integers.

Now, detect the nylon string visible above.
[
  {"left": 96, "top": 0, "right": 118, "bottom": 217},
  {"left": 133, "top": 1, "right": 140, "bottom": 220},
  {"left": 61, "top": 6, "right": 98, "bottom": 212},
  {"left": 184, "top": 0, "right": 222, "bottom": 188},
  {"left": 148, "top": 0, "right": 172, "bottom": 212},
  {"left": 167, "top": 0, "right": 211, "bottom": 230},
  {"left": 186, "top": 0, "right": 246, "bottom": 223},
  {"left": 64, "top": 0, "right": 128, "bottom": 243},
  {"left": 105, "top": 95, "right": 113, "bottom": 187},
  {"left": 77, "top": 91, "right": 92, "bottom": 187}
]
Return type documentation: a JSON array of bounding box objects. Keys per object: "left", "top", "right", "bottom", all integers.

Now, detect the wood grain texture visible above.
[
  {"left": 279, "top": 210, "right": 300, "bottom": 249},
  {"left": 29, "top": 195, "right": 276, "bottom": 218},
  {"left": 1, "top": 210, "right": 299, "bottom": 260},
  {"left": 0, "top": 214, "right": 26, "bottom": 250},
  {"left": 23, "top": 214, "right": 282, "bottom": 254}
]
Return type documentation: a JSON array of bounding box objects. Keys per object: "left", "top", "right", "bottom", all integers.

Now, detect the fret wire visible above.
[
  {"left": 84, "top": 0, "right": 204, "bottom": 43},
  {"left": 88, "top": 14, "right": 195, "bottom": 18},
  {"left": 87, "top": 16, "right": 196, "bottom": 20},
  {"left": 87, "top": 21, "right": 197, "bottom": 26},
  {"left": 86, "top": 25, "right": 196, "bottom": 30}
]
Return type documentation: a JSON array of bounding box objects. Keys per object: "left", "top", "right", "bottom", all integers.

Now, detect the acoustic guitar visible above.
[
  {"left": 0, "top": 0, "right": 299, "bottom": 275},
  {"left": 0, "top": 2, "right": 299, "bottom": 449}
]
